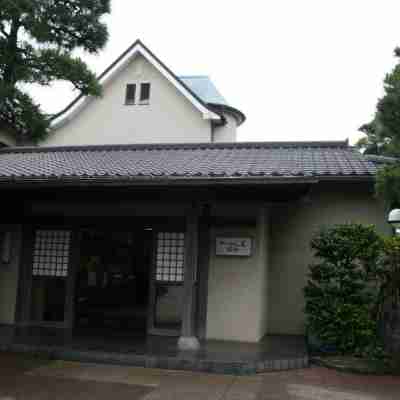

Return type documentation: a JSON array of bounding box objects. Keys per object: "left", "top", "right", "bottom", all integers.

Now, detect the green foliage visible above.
[
  {"left": 357, "top": 48, "right": 400, "bottom": 157},
  {"left": 358, "top": 47, "right": 400, "bottom": 206},
  {"left": 0, "top": 0, "right": 110, "bottom": 142},
  {"left": 304, "top": 224, "right": 383, "bottom": 354},
  {"left": 375, "top": 164, "right": 400, "bottom": 208},
  {"left": 379, "top": 236, "right": 400, "bottom": 308}
]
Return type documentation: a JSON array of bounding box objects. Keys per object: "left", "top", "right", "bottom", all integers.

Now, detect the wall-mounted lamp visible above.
[
  {"left": 388, "top": 209, "right": 400, "bottom": 235},
  {"left": 1, "top": 231, "right": 12, "bottom": 264}
]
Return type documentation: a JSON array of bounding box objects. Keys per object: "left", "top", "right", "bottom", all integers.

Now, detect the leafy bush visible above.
[
  {"left": 379, "top": 236, "right": 400, "bottom": 309},
  {"left": 304, "top": 224, "right": 383, "bottom": 354},
  {"left": 378, "top": 237, "right": 400, "bottom": 357}
]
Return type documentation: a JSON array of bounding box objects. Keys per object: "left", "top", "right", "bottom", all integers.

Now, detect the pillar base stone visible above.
[{"left": 178, "top": 336, "right": 200, "bottom": 351}]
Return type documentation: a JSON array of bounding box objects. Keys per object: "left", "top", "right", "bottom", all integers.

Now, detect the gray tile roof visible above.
[{"left": 0, "top": 141, "right": 377, "bottom": 186}]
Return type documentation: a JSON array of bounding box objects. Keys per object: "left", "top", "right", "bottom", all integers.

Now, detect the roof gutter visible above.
[{"left": 0, "top": 174, "right": 374, "bottom": 190}]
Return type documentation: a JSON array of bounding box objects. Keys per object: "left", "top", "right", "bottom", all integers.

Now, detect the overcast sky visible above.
[{"left": 31, "top": 0, "right": 400, "bottom": 144}]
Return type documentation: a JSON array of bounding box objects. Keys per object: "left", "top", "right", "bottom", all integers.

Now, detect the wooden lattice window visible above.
[
  {"left": 156, "top": 232, "right": 185, "bottom": 282},
  {"left": 32, "top": 230, "right": 71, "bottom": 277}
]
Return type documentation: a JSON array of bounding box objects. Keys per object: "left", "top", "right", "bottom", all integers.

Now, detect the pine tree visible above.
[
  {"left": 358, "top": 48, "right": 400, "bottom": 206},
  {"left": 0, "top": 0, "right": 110, "bottom": 143}
]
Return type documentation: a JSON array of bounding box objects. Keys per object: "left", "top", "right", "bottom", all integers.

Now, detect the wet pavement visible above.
[
  {"left": 259, "top": 367, "right": 400, "bottom": 400},
  {"left": 0, "top": 352, "right": 152, "bottom": 399},
  {"left": 0, "top": 352, "right": 399, "bottom": 399}
]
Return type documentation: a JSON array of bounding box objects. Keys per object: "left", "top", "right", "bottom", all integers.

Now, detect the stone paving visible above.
[{"left": 0, "top": 352, "right": 399, "bottom": 399}]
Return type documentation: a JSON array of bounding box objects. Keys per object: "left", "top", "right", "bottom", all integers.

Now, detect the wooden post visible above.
[
  {"left": 196, "top": 204, "right": 211, "bottom": 339},
  {"left": 178, "top": 205, "right": 200, "bottom": 351}
]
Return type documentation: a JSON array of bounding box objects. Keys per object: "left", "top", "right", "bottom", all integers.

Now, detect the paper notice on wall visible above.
[{"left": 215, "top": 237, "right": 252, "bottom": 256}]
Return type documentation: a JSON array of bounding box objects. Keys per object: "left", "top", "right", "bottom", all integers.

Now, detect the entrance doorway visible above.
[
  {"left": 74, "top": 226, "right": 152, "bottom": 338},
  {"left": 21, "top": 222, "right": 186, "bottom": 340}
]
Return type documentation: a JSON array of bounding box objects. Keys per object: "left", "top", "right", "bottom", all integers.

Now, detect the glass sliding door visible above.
[
  {"left": 28, "top": 229, "right": 74, "bottom": 327},
  {"left": 149, "top": 231, "right": 185, "bottom": 336}
]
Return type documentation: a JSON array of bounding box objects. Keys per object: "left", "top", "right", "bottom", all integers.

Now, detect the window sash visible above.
[
  {"left": 139, "top": 83, "right": 151, "bottom": 103},
  {"left": 155, "top": 232, "right": 184, "bottom": 283},
  {"left": 125, "top": 84, "right": 136, "bottom": 105}
]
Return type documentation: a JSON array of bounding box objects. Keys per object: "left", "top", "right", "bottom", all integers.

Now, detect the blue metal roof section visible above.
[{"left": 179, "top": 76, "right": 228, "bottom": 106}]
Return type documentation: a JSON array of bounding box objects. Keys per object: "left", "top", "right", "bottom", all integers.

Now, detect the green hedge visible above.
[{"left": 304, "top": 224, "right": 383, "bottom": 355}]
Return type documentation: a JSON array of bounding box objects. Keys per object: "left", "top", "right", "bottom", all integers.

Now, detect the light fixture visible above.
[{"left": 388, "top": 209, "right": 400, "bottom": 234}]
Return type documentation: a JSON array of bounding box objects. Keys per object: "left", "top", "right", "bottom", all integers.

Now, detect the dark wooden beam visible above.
[
  {"left": 178, "top": 204, "right": 201, "bottom": 350},
  {"left": 196, "top": 204, "right": 211, "bottom": 340}
]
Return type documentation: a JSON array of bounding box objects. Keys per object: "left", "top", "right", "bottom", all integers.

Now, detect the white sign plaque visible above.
[{"left": 215, "top": 237, "right": 252, "bottom": 257}]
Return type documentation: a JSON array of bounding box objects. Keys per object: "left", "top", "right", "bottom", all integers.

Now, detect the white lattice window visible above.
[
  {"left": 32, "top": 230, "right": 71, "bottom": 277},
  {"left": 156, "top": 232, "right": 185, "bottom": 282}
]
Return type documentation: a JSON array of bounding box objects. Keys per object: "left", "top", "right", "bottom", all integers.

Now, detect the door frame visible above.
[
  {"left": 17, "top": 224, "right": 80, "bottom": 331},
  {"left": 147, "top": 226, "right": 185, "bottom": 337},
  {"left": 17, "top": 218, "right": 190, "bottom": 338}
]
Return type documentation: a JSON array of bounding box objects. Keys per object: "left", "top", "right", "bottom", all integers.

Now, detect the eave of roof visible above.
[
  {"left": 0, "top": 140, "right": 377, "bottom": 188},
  {"left": 0, "top": 176, "right": 374, "bottom": 191},
  {"left": 178, "top": 76, "right": 246, "bottom": 125}
]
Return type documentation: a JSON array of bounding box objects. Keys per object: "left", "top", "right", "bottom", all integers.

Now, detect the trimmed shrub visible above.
[{"left": 304, "top": 224, "right": 383, "bottom": 354}]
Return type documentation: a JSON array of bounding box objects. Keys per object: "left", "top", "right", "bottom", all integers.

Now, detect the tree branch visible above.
[{"left": 0, "top": 24, "right": 9, "bottom": 38}]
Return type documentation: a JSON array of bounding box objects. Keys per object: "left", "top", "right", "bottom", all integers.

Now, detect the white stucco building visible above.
[{"left": 0, "top": 41, "right": 388, "bottom": 371}]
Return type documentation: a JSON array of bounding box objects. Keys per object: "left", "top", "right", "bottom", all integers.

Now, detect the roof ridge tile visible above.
[{"left": 0, "top": 140, "right": 351, "bottom": 155}]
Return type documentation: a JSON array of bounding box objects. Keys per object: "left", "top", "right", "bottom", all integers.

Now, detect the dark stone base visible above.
[
  {"left": 1, "top": 343, "right": 309, "bottom": 375},
  {"left": 0, "top": 326, "right": 308, "bottom": 375}
]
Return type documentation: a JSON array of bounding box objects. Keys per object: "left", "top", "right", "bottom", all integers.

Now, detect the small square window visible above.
[
  {"left": 139, "top": 83, "right": 151, "bottom": 104},
  {"left": 125, "top": 84, "right": 136, "bottom": 105}
]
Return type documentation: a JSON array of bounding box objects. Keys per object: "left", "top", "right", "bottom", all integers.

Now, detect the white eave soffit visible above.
[{"left": 51, "top": 42, "right": 221, "bottom": 129}]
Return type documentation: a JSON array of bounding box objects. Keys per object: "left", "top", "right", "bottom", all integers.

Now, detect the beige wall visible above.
[
  {"left": 44, "top": 54, "right": 212, "bottom": 146},
  {"left": 0, "top": 225, "right": 22, "bottom": 325},
  {"left": 205, "top": 183, "right": 389, "bottom": 342},
  {"left": 268, "top": 182, "right": 389, "bottom": 335},
  {"left": 206, "top": 206, "right": 269, "bottom": 342}
]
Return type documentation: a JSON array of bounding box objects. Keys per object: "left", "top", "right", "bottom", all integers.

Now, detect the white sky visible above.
[{"left": 31, "top": 0, "right": 400, "bottom": 144}]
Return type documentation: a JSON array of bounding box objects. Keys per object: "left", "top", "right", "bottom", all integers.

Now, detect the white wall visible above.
[
  {"left": 213, "top": 113, "right": 237, "bottom": 142},
  {"left": 44, "top": 54, "right": 212, "bottom": 146},
  {"left": 268, "top": 183, "right": 389, "bottom": 335},
  {"left": 205, "top": 183, "right": 389, "bottom": 342},
  {"left": 206, "top": 205, "right": 269, "bottom": 342}
]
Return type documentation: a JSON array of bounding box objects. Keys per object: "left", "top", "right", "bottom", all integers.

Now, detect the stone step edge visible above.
[{"left": 1, "top": 343, "right": 309, "bottom": 375}]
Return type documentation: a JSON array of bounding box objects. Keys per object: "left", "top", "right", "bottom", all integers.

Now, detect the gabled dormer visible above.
[{"left": 44, "top": 40, "right": 245, "bottom": 146}]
